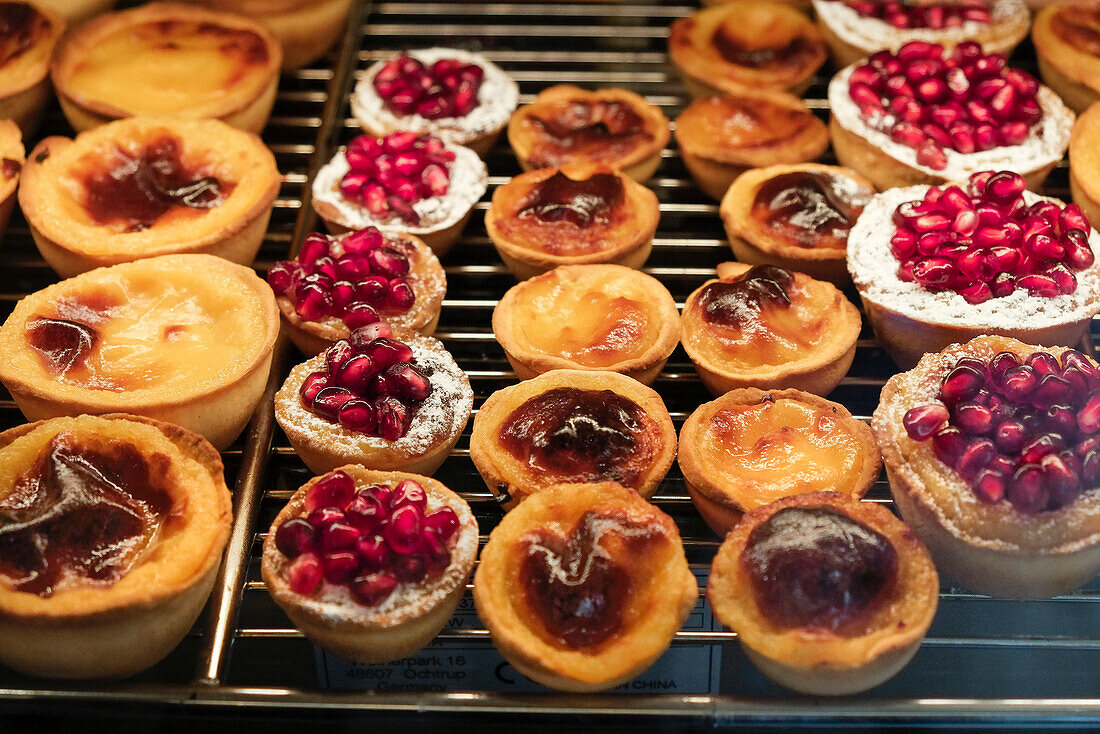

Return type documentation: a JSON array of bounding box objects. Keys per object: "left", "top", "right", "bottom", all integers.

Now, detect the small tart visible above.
[
  {"left": 275, "top": 332, "right": 474, "bottom": 476},
  {"left": 352, "top": 47, "right": 519, "bottom": 157},
  {"left": 708, "top": 491, "right": 938, "bottom": 696},
  {"left": 874, "top": 335, "right": 1100, "bottom": 598},
  {"left": 0, "top": 413, "right": 231, "bottom": 679},
  {"left": 492, "top": 264, "right": 679, "bottom": 385},
  {"left": 674, "top": 91, "right": 829, "bottom": 201},
  {"left": 507, "top": 85, "right": 670, "bottom": 183},
  {"left": 50, "top": 2, "right": 281, "bottom": 133},
  {"left": 681, "top": 262, "right": 862, "bottom": 397},
  {"left": 679, "top": 388, "right": 881, "bottom": 537},
  {"left": 1034, "top": 3, "right": 1100, "bottom": 114},
  {"left": 473, "top": 481, "right": 697, "bottom": 692},
  {"left": 0, "top": 254, "right": 279, "bottom": 450},
  {"left": 19, "top": 116, "right": 280, "bottom": 278},
  {"left": 668, "top": 1, "right": 827, "bottom": 99},
  {"left": 0, "top": 2, "right": 63, "bottom": 135},
  {"left": 813, "top": 0, "right": 1030, "bottom": 68},
  {"left": 262, "top": 466, "right": 478, "bottom": 663},
  {"left": 484, "top": 163, "right": 660, "bottom": 280},
  {"left": 719, "top": 163, "right": 874, "bottom": 285},
  {"left": 0, "top": 119, "right": 23, "bottom": 240},
  {"left": 469, "top": 369, "right": 677, "bottom": 508},
  {"left": 1071, "top": 103, "right": 1100, "bottom": 227}
]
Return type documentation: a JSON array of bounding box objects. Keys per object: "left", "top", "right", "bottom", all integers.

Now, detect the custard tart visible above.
[
  {"left": 1070, "top": 102, "right": 1100, "bottom": 228},
  {"left": 674, "top": 91, "right": 829, "bottom": 201},
  {"left": 720, "top": 163, "right": 874, "bottom": 285},
  {"left": 469, "top": 369, "right": 676, "bottom": 508},
  {"left": 507, "top": 85, "right": 670, "bottom": 183},
  {"left": 708, "top": 492, "right": 938, "bottom": 695},
  {"left": 20, "top": 116, "right": 280, "bottom": 278},
  {"left": 473, "top": 481, "right": 697, "bottom": 692},
  {"left": 875, "top": 335, "right": 1100, "bottom": 598},
  {"left": 0, "top": 413, "right": 231, "bottom": 679},
  {"left": 262, "top": 466, "right": 478, "bottom": 663},
  {"left": 492, "top": 264, "right": 679, "bottom": 385},
  {"left": 0, "top": 119, "right": 23, "bottom": 240},
  {"left": 1034, "top": 2, "right": 1100, "bottom": 115},
  {"left": 679, "top": 388, "right": 881, "bottom": 537},
  {"left": 681, "top": 262, "right": 862, "bottom": 397},
  {"left": 484, "top": 163, "right": 660, "bottom": 280},
  {"left": 0, "top": 2, "right": 62, "bottom": 136},
  {"left": 51, "top": 2, "right": 281, "bottom": 133},
  {"left": 668, "top": 1, "right": 827, "bottom": 99},
  {"left": 0, "top": 254, "right": 279, "bottom": 450}
]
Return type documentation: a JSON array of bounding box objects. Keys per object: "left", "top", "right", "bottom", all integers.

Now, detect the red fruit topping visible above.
[
  {"left": 274, "top": 518, "right": 315, "bottom": 558},
  {"left": 322, "top": 551, "right": 360, "bottom": 583},
  {"left": 373, "top": 53, "right": 483, "bottom": 120},
  {"left": 320, "top": 522, "right": 361, "bottom": 553},
  {"left": 840, "top": 1, "right": 990, "bottom": 29},
  {"left": 384, "top": 504, "right": 424, "bottom": 556},
  {"left": 353, "top": 571, "right": 398, "bottom": 606},
  {"left": 305, "top": 470, "right": 356, "bottom": 513},
  {"left": 356, "top": 534, "right": 391, "bottom": 571},
  {"left": 308, "top": 506, "right": 345, "bottom": 529},
  {"left": 424, "top": 506, "right": 460, "bottom": 541},
  {"left": 339, "top": 133, "right": 454, "bottom": 225},
  {"left": 389, "top": 479, "right": 428, "bottom": 513},
  {"left": 286, "top": 553, "right": 323, "bottom": 595},
  {"left": 903, "top": 403, "right": 949, "bottom": 440}
]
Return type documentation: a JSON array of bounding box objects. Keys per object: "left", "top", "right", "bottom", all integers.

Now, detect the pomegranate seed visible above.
[
  {"left": 320, "top": 522, "right": 360, "bottom": 553},
  {"left": 286, "top": 553, "right": 323, "bottom": 595},
  {"left": 389, "top": 479, "right": 428, "bottom": 513},
  {"left": 275, "top": 518, "right": 316, "bottom": 558},
  {"left": 367, "top": 246, "right": 411, "bottom": 279},
  {"left": 367, "top": 338, "right": 415, "bottom": 370},
  {"left": 296, "top": 285, "right": 333, "bottom": 321},
  {"left": 1017, "top": 274, "right": 1060, "bottom": 297},
  {"left": 311, "top": 386, "right": 356, "bottom": 421},
  {"left": 999, "top": 365, "right": 1037, "bottom": 402},
  {"left": 376, "top": 396, "right": 413, "bottom": 440},
  {"left": 424, "top": 506, "right": 460, "bottom": 541},
  {"left": 1042, "top": 453, "right": 1081, "bottom": 509},
  {"left": 307, "top": 506, "right": 344, "bottom": 528},
  {"left": 393, "top": 555, "right": 427, "bottom": 583},
  {"left": 384, "top": 504, "right": 423, "bottom": 556},
  {"left": 334, "top": 354, "right": 375, "bottom": 393},
  {"left": 321, "top": 551, "right": 360, "bottom": 584},
  {"left": 994, "top": 419, "right": 1027, "bottom": 453},
  {"left": 267, "top": 261, "right": 295, "bottom": 294},
  {"left": 1031, "top": 373, "right": 1074, "bottom": 406},
  {"left": 940, "top": 365, "right": 986, "bottom": 405},
  {"left": 933, "top": 426, "right": 968, "bottom": 465},
  {"left": 973, "top": 468, "right": 1006, "bottom": 503},
  {"left": 353, "top": 571, "right": 398, "bottom": 606},
  {"left": 356, "top": 535, "right": 392, "bottom": 572},
  {"left": 386, "top": 362, "right": 433, "bottom": 401},
  {"left": 915, "top": 140, "right": 947, "bottom": 170},
  {"left": 956, "top": 438, "right": 995, "bottom": 480},
  {"left": 1020, "top": 433, "right": 1066, "bottom": 465},
  {"left": 1064, "top": 230, "right": 1096, "bottom": 269},
  {"left": 356, "top": 275, "right": 390, "bottom": 306},
  {"left": 905, "top": 404, "right": 950, "bottom": 440},
  {"left": 299, "top": 371, "right": 329, "bottom": 406},
  {"left": 1079, "top": 393, "right": 1100, "bottom": 434},
  {"left": 1084, "top": 450, "right": 1100, "bottom": 486},
  {"left": 338, "top": 398, "right": 377, "bottom": 434},
  {"left": 956, "top": 403, "right": 993, "bottom": 434},
  {"left": 305, "top": 471, "right": 356, "bottom": 513},
  {"left": 1046, "top": 404, "right": 1078, "bottom": 437},
  {"left": 350, "top": 322, "right": 394, "bottom": 347},
  {"left": 1008, "top": 464, "right": 1048, "bottom": 513},
  {"left": 386, "top": 279, "right": 416, "bottom": 312},
  {"left": 344, "top": 302, "right": 381, "bottom": 329}
]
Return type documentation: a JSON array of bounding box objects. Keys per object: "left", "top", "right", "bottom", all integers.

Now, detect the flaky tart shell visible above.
[
  {"left": 1069, "top": 101, "right": 1100, "bottom": 228},
  {"left": 20, "top": 116, "right": 280, "bottom": 277},
  {"left": 473, "top": 481, "right": 698, "bottom": 692},
  {"left": 261, "top": 466, "right": 478, "bottom": 663},
  {"left": 873, "top": 335, "right": 1100, "bottom": 598},
  {"left": 32, "top": 0, "right": 115, "bottom": 25},
  {"left": 681, "top": 261, "right": 862, "bottom": 397},
  {"left": 0, "top": 120, "right": 24, "bottom": 241},
  {"left": 1034, "top": 2, "right": 1100, "bottom": 114},
  {"left": 469, "top": 369, "right": 677, "bottom": 508},
  {"left": 0, "top": 254, "right": 279, "bottom": 450},
  {"left": 679, "top": 387, "right": 881, "bottom": 537},
  {"left": 485, "top": 163, "right": 661, "bottom": 280},
  {"left": 50, "top": 2, "right": 282, "bottom": 133},
  {"left": 492, "top": 264, "right": 680, "bottom": 385},
  {"left": 0, "top": 2, "right": 63, "bottom": 136},
  {"left": 507, "top": 85, "right": 671, "bottom": 183},
  {"left": 720, "top": 163, "right": 873, "bottom": 286},
  {"left": 0, "top": 413, "right": 232, "bottom": 678},
  {"left": 708, "top": 491, "right": 938, "bottom": 696}
]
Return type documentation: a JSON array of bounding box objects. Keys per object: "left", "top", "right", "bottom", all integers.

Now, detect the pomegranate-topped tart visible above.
[
  {"left": 484, "top": 163, "right": 660, "bottom": 280},
  {"left": 830, "top": 41, "right": 1074, "bottom": 191},
  {"left": 1033, "top": 3, "right": 1100, "bottom": 114},
  {"left": 267, "top": 228, "right": 445, "bottom": 356},
  {"left": 848, "top": 171, "right": 1100, "bottom": 369},
  {"left": 875, "top": 335, "right": 1100, "bottom": 598},
  {"left": 492, "top": 264, "right": 680, "bottom": 385},
  {"left": 507, "top": 85, "right": 670, "bottom": 183},
  {"left": 352, "top": 47, "right": 518, "bottom": 157},
  {"left": 469, "top": 370, "right": 676, "bottom": 508},
  {"left": 262, "top": 466, "right": 478, "bottom": 663},
  {"left": 708, "top": 492, "right": 938, "bottom": 695},
  {"left": 275, "top": 324, "right": 473, "bottom": 476},
  {"left": 0, "top": 2, "right": 63, "bottom": 136},
  {"left": 813, "top": 0, "right": 1029, "bottom": 68},
  {"left": 681, "top": 261, "right": 862, "bottom": 397},
  {"left": 0, "top": 413, "right": 231, "bottom": 679},
  {"left": 720, "top": 163, "right": 874, "bottom": 285},
  {"left": 473, "top": 482, "right": 697, "bottom": 692},
  {"left": 312, "top": 132, "right": 487, "bottom": 255}
]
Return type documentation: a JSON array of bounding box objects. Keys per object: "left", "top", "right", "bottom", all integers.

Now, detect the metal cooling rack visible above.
[{"left": 3, "top": 0, "right": 1100, "bottom": 728}]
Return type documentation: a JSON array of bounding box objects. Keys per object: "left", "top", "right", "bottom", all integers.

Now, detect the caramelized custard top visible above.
[
  {"left": 711, "top": 23, "right": 820, "bottom": 71},
  {"left": 750, "top": 171, "right": 871, "bottom": 250},
  {"left": 1052, "top": 6, "right": 1100, "bottom": 58},
  {"left": 0, "top": 2, "right": 48, "bottom": 69},
  {"left": 528, "top": 99, "right": 652, "bottom": 168}
]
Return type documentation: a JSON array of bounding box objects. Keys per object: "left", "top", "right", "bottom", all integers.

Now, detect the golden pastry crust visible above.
[
  {"left": 679, "top": 388, "right": 881, "bottom": 536},
  {"left": 485, "top": 163, "right": 660, "bottom": 280},
  {"left": 708, "top": 491, "right": 938, "bottom": 696},
  {"left": 0, "top": 2, "right": 63, "bottom": 135},
  {"left": 31, "top": 0, "right": 114, "bottom": 25},
  {"left": 51, "top": 2, "right": 281, "bottom": 133},
  {"left": 473, "top": 481, "right": 697, "bottom": 692},
  {"left": 1069, "top": 101, "right": 1100, "bottom": 227},
  {"left": 0, "top": 413, "right": 231, "bottom": 678},
  {"left": 20, "top": 116, "right": 280, "bottom": 277},
  {"left": 507, "top": 85, "right": 670, "bottom": 183},
  {"left": 1034, "top": 2, "right": 1100, "bottom": 114},
  {"left": 492, "top": 264, "right": 680, "bottom": 385},
  {"left": 0, "top": 119, "right": 23, "bottom": 240},
  {"left": 469, "top": 369, "right": 677, "bottom": 508}
]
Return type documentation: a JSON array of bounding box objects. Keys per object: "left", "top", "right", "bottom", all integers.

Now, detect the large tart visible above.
[
  {"left": 874, "top": 335, "right": 1100, "bottom": 598},
  {"left": 0, "top": 413, "right": 232, "bottom": 679},
  {"left": 679, "top": 388, "right": 881, "bottom": 537},
  {"left": 0, "top": 119, "right": 22, "bottom": 241},
  {"left": 262, "top": 466, "right": 478, "bottom": 663},
  {"left": 492, "top": 264, "right": 680, "bottom": 385},
  {"left": 0, "top": 2, "right": 63, "bottom": 135},
  {"left": 674, "top": 91, "right": 829, "bottom": 201},
  {"left": 50, "top": 2, "right": 281, "bottom": 133},
  {"left": 1034, "top": 2, "right": 1100, "bottom": 114},
  {"left": 708, "top": 492, "right": 938, "bottom": 695},
  {"left": 0, "top": 254, "right": 279, "bottom": 450},
  {"left": 19, "top": 116, "right": 280, "bottom": 278},
  {"left": 484, "top": 163, "right": 660, "bottom": 280},
  {"left": 719, "top": 163, "right": 874, "bottom": 285},
  {"left": 681, "top": 262, "right": 862, "bottom": 397},
  {"left": 668, "top": 1, "right": 827, "bottom": 99},
  {"left": 469, "top": 370, "right": 677, "bottom": 508},
  {"left": 507, "top": 85, "right": 670, "bottom": 183},
  {"left": 473, "top": 481, "right": 697, "bottom": 692},
  {"left": 1070, "top": 102, "right": 1100, "bottom": 228}
]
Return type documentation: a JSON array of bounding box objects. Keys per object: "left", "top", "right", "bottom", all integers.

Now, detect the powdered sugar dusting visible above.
[
  {"left": 813, "top": 0, "right": 1027, "bottom": 52},
  {"left": 848, "top": 185, "right": 1100, "bottom": 328},
  {"left": 829, "top": 65, "right": 1074, "bottom": 181}
]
